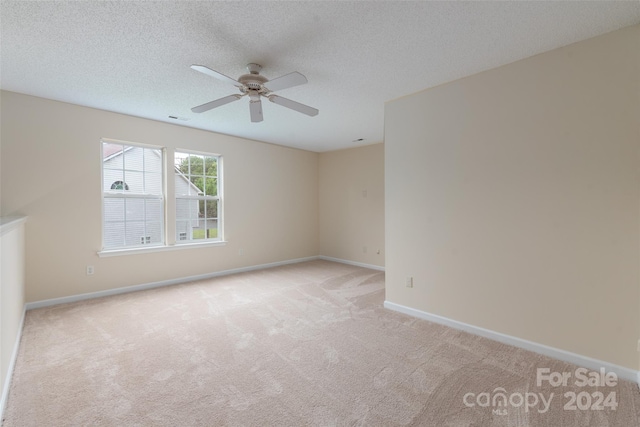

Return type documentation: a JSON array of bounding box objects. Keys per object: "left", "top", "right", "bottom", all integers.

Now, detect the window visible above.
[
  {"left": 174, "top": 151, "right": 221, "bottom": 243},
  {"left": 110, "top": 180, "right": 129, "bottom": 190},
  {"left": 102, "top": 141, "right": 164, "bottom": 250},
  {"left": 100, "top": 141, "right": 223, "bottom": 254}
]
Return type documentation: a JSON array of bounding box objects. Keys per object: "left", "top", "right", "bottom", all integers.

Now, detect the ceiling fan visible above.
[{"left": 190, "top": 63, "right": 319, "bottom": 123}]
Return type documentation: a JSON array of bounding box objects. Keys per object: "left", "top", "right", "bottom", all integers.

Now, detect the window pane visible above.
[
  {"left": 205, "top": 177, "right": 217, "bottom": 197},
  {"left": 191, "top": 224, "right": 206, "bottom": 240},
  {"left": 103, "top": 170, "right": 125, "bottom": 191},
  {"left": 125, "top": 198, "right": 144, "bottom": 221},
  {"left": 205, "top": 157, "right": 217, "bottom": 177},
  {"left": 124, "top": 221, "right": 145, "bottom": 247},
  {"left": 143, "top": 171, "right": 163, "bottom": 195},
  {"left": 203, "top": 218, "right": 218, "bottom": 239},
  {"left": 103, "top": 143, "right": 125, "bottom": 168},
  {"left": 104, "top": 222, "right": 125, "bottom": 249},
  {"left": 104, "top": 198, "right": 124, "bottom": 222},
  {"left": 144, "top": 149, "right": 162, "bottom": 171},
  {"left": 123, "top": 147, "right": 144, "bottom": 171},
  {"left": 189, "top": 155, "right": 204, "bottom": 175},
  {"left": 175, "top": 175, "right": 192, "bottom": 196},
  {"left": 124, "top": 170, "right": 143, "bottom": 193},
  {"left": 176, "top": 198, "right": 198, "bottom": 221},
  {"left": 174, "top": 152, "right": 188, "bottom": 169},
  {"left": 146, "top": 199, "right": 163, "bottom": 221},
  {"left": 176, "top": 220, "right": 191, "bottom": 241},
  {"left": 189, "top": 175, "right": 203, "bottom": 195},
  {"left": 204, "top": 199, "right": 218, "bottom": 219},
  {"left": 146, "top": 221, "right": 163, "bottom": 245}
]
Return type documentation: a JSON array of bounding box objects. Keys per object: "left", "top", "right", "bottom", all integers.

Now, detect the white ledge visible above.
[
  {"left": 98, "top": 240, "right": 227, "bottom": 257},
  {"left": 0, "top": 216, "right": 27, "bottom": 236}
]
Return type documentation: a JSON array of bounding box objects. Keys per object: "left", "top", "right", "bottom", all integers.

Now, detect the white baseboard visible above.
[
  {"left": 384, "top": 300, "right": 639, "bottom": 385},
  {"left": 318, "top": 255, "right": 385, "bottom": 272},
  {"left": 25, "top": 256, "right": 320, "bottom": 310},
  {"left": 26, "top": 256, "right": 384, "bottom": 311},
  {"left": 0, "top": 306, "right": 26, "bottom": 422}
]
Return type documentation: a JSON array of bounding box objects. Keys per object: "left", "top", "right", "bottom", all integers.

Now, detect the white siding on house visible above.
[{"left": 103, "top": 146, "right": 163, "bottom": 195}]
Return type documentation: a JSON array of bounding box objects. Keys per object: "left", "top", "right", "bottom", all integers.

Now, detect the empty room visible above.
[{"left": 1, "top": 1, "right": 639, "bottom": 426}]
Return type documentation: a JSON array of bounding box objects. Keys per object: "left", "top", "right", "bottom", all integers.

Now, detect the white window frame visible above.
[
  {"left": 101, "top": 138, "right": 166, "bottom": 251},
  {"left": 174, "top": 149, "right": 223, "bottom": 244}
]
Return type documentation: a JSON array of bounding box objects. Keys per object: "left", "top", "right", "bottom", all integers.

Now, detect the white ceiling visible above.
[{"left": 2, "top": 1, "right": 639, "bottom": 152}]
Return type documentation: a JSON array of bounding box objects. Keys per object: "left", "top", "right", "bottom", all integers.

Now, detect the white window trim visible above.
[{"left": 97, "top": 240, "right": 227, "bottom": 257}]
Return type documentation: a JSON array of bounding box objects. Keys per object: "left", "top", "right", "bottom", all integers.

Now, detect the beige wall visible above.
[
  {"left": 1, "top": 218, "right": 26, "bottom": 404},
  {"left": 0, "top": 91, "right": 319, "bottom": 302},
  {"left": 385, "top": 25, "right": 640, "bottom": 370},
  {"left": 319, "top": 144, "right": 384, "bottom": 268}
]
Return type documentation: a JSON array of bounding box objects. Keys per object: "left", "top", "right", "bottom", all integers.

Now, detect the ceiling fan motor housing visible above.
[
  {"left": 238, "top": 64, "right": 270, "bottom": 94},
  {"left": 239, "top": 73, "right": 269, "bottom": 93}
]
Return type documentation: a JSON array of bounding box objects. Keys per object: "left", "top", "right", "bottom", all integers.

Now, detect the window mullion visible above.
[{"left": 104, "top": 192, "right": 163, "bottom": 199}]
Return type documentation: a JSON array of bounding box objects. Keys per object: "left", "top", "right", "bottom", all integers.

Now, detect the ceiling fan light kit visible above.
[{"left": 191, "top": 63, "right": 319, "bottom": 123}]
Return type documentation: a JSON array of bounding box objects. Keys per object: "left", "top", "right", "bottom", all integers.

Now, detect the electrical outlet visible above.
[
  {"left": 86, "top": 265, "right": 94, "bottom": 275},
  {"left": 637, "top": 339, "right": 640, "bottom": 352},
  {"left": 363, "top": 246, "right": 367, "bottom": 253},
  {"left": 239, "top": 249, "right": 244, "bottom": 256},
  {"left": 406, "top": 277, "right": 413, "bottom": 288}
]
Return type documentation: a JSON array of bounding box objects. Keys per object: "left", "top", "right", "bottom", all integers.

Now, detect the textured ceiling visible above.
[{"left": 2, "top": 1, "right": 639, "bottom": 152}]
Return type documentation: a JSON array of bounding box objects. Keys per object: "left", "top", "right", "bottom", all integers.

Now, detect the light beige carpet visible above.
[{"left": 3, "top": 260, "right": 639, "bottom": 426}]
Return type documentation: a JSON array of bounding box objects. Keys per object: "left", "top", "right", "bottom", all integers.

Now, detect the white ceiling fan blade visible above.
[
  {"left": 268, "top": 95, "right": 318, "bottom": 117},
  {"left": 264, "top": 72, "right": 308, "bottom": 92},
  {"left": 191, "top": 65, "right": 243, "bottom": 88},
  {"left": 191, "top": 94, "right": 242, "bottom": 113},
  {"left": 250, "top": 98, "right": 263, "bottom": 122}
]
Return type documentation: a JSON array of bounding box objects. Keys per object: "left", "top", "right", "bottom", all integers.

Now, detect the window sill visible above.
[{"left": 97, "top": 240, "right": 227, "bottom": 257}]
